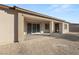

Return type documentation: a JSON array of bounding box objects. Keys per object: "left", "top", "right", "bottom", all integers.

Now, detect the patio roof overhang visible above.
[
  {"left": 23, "top": 14, "right": 52, "bottom": 22},
  {"left": 13, "top": 6, "right": 69, "bottom": 23},
  {"left": 0, "top": 4, "right": 69, "bottom": 23}
]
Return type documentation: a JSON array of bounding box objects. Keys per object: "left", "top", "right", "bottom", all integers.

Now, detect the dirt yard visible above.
[{"left": 0, "top": 32, "right": 79, "bottom": 55}]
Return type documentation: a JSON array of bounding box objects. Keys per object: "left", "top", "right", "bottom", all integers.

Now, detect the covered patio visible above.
[
  {"left": 24, "top": 14, "right": 52, "bottom": 35},
  {"left": 17, "top": 13, "right": 64, "bottom": 42},
  {"left": 23, "top": 14, "right": 63, "bottom": 39}
]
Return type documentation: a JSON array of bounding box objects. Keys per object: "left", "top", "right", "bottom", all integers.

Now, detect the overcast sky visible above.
[{"left": 6, "top": 4, "right": 79, "bottom": 23}]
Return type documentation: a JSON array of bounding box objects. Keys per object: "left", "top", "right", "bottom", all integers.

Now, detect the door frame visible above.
[
  {"left": 54, "top": 23, "right": 60, "bottom": 33},
  {"left": 27, "top": 23, "right": 40, "bottom": 34}
]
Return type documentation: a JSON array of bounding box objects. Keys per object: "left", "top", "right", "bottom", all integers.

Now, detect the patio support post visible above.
[
  {"left": 18, "top": 13, "right": 24, "bottom": 42},
  {"left": 50, "top": 21, "right": 54, "bottom": 34},
  {"left": 59, "top": 23, "right": 63, "bottom": 33},
  {"left": 40, "top": 23, "right": 45, "bottom": 34},
  {"left": 62, "top": 23, "right": 69, "bottom": 34}
]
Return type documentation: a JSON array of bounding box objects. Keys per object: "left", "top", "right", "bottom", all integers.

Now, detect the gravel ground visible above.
[{"left": 0, "top": 32, "right": 79, "bottom": 55}]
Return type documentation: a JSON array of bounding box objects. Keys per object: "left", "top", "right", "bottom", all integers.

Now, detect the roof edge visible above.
[
  {"left": 14, "top": 6, "right": 69, "bottom": 23},
  {"left": 0, "top": 4, "right": 69, "bottom": 23}
]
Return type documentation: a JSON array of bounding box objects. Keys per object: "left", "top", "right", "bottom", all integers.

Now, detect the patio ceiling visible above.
[{"left": 23, "top": 14, "right": 52, "bottom": 22}]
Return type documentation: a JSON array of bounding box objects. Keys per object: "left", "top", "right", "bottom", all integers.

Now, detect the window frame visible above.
[{"left": 45, "top": 23, "right": 49, "bottom": 30}]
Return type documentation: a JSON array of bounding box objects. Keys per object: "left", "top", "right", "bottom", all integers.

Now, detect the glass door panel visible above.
[
  {"left": 37, "top": 24, "right": 40, "bottom": 32},
  {"left": 27, "top": 23, "right": 31, "bottom": 34},
  {"left": 33, "top": 24, "right": 37, "bottom": 33}
]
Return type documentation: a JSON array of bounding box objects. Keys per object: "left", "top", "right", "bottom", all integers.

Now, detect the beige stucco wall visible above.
[
  {"left": 18, "top": 13, "right": 24, "bottom": 42},
  {"left": 40, "top": 22, "right": 50, "bottom": 33},
  {"left": 50, "top": 21, "right": 54, "bottom": 33},
  {"left": 0, "top": 7, "right": 69, "bottom": 45},
  {"left": 49, "top": 20, "right": 69, "bottom": 34},
  {"left": 59, "top": 23, "right": 63, "bottom": 33},
  {"left": 62, "top": 23, "right": 69, "bottom": 33},
  {"left": 0, "top": 9, "right": 14, "bottom": 45}
]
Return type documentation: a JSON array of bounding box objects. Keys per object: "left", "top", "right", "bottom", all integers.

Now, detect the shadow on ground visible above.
[
  {"left": 60, "top": 34, "right": 79, "bottom": 41},
  {"left": 34, "top": 33, "right": 79, "bottom": 42},
  {"left": 0, "top": 32, "right": 79, "bottom": 55}
]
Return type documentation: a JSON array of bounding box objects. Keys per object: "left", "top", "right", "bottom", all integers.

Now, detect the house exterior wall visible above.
[
  {"left": 59, "top": 23, "right": 63, "bottom": 33},
  {"left": 0, "top": 7, "right": 69, "bottom": 44},
  {"left": 18, "top": 13, "right": 24, "bottom": 42},
  {"left": 40, "top": 22, "right": 50, "bottom": 33},
  {"left": 0, "top": 9, "right": 15, "bottom": 45},
  {"left": 62, "top": 23, "right": 69, "bottom": 33},
  {"left": 49, "top": 20, "right": 69, "bottom": 34},
  {"left": 0, "top": 9, "right": 25, "bottom": 44}
]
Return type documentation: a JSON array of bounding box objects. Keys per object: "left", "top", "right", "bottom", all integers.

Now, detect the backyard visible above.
[{"left": 0, "top": 32, "right": 79, "bottom": 55}]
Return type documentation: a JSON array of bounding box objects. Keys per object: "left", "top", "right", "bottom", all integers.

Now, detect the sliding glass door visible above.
[
  {"left": 33, "top": 24, "right": 37, "bottom": 33},
  {"left": 37, "top": 24, "right": 40, "bottom": 32},
  {"left": 27, "top": 23, "right": 40, "bottom": 34}
]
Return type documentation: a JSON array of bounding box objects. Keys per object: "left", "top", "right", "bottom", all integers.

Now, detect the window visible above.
[
  {"left": 64, "top": 24, "right": 67, "bottom": 29},
  {"left": 32, "top": 24, "right": 40, "bottom": 33},
  {"left": 45, "top": 24, "right": 49, "bottom": 30},
  {"left": 33, "top": 24, "right": 37, "bottom": 33},
  {"left": 27, "top": 23, "right": 40, "bottom": 33}
]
